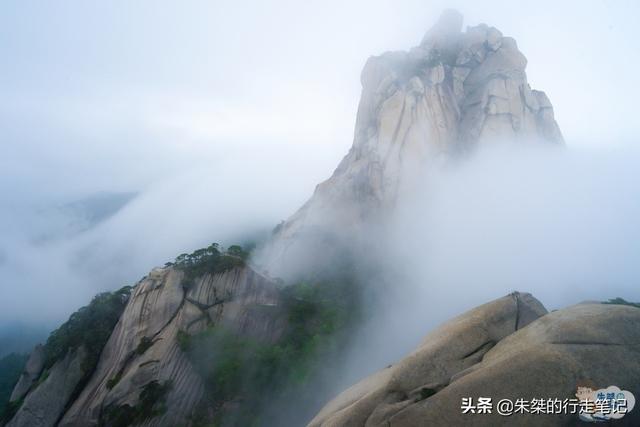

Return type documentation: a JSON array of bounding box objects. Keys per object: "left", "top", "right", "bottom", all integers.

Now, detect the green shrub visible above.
[
  {"left": 226, "top": 245, "right": 248, "bottom": 260},
  {"left": 106, "top": 372, "right": 122, "bottom": 390},
  {"left": 173, "top": 244, "right": 246, "bottom": 289},
  {"left": 36, "top": 285, "right": 133, "bottom": 419},
  {"left": 0, "top": 398, "right": 23, "bottom": 425},
  {"left": 43, "top": 286, "right": 132, "bottom": 373},
  {"left": 603, "top": 297, "right": 640, "bottom": 308},
  {"left": 35, "top": 369, "right": 49, "bottom": 387},
  {"left": 101, "top": 380, "right": 173, "bottom": 427},
  {"left": 176, "top": 331, "right": 192, "bottom": 352},
  {"left": 181, "top": 276, "right": 362, "bottom": 426},
  {"left": 135, "top": 337, "right": 153, "bottom": 355}
]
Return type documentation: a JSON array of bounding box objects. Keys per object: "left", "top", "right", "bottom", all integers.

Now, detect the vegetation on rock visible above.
[
  {"left": 32, "top": 285, "right": 134, "bottom": 420},
  {"left": 603, "top": 297, "right": 640, "bottom": 308},
  {"left": 105, "top": 372, "right": 122, "bottom": 391},
  {"left": 172, "top": 243, "right": 247, "bottom": 289},
  {"left": 43, "top": 286, "right": 132, "bottom": 373},
  {"left": 0, "top": 399, "right": 22, "bottom": 426},
  {"left": 100, "top": 380, "right": 173, "bottom": 427},
  {"left": 181, "top": 276, "right": 363, "bottom": 426},
  {"left": 135, "top": 336, "right": 154, "bottom": 355}
]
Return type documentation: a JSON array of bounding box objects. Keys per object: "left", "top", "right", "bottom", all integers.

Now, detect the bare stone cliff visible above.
[{"left": 257, "top": 10, "right": 563, "bottom": 278}]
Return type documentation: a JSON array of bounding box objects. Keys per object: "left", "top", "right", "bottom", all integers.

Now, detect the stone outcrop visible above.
[
  {"left": 9, "top": 344, "right": 45, "bottom": 403},
  {"left": 309, "top": 297, "right": 640, "bottom": 427},
  {"left": 7, "top": 346, "right": 87, "bottom": 427},
  {"left": 57, "top": 265, "right": 284, "bottom": 427},
  {"left": 258, "top": 10, "right": 563, "bottom": 278}
]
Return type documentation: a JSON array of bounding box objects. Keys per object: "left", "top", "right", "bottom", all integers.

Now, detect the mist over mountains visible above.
[
  {"left": 1, "top": 3, "right": 640, "bottom": 427},
  {"left": 2, "top": 0, "right": 640, "bottom": 328}
]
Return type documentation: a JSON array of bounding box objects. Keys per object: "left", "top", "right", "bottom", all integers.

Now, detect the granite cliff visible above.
[{"left": 257, "top": 9, "right": 562, "bottom": 279}]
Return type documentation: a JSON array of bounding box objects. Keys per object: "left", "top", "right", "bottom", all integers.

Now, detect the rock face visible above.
[
  {"left": 309, "top": 297, "right": 640, "bottom": 427},
  {"left": 9, "top": 344, "right": 45, "bottom": 402},
  {"left": 57, "top": 265, "right": 283, "bottom": 427},
  {"left": 258, "top": 10, "right": 563, "bottom": 279},
  {"left": 7, "top": 346, "right": 88, "bottom": 427}
]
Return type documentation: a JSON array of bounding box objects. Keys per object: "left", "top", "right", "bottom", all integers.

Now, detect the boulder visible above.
[
  {"left": 308, "top": 292, "right": 546, "bottom": 426},
  {"left": 309, "top": 299, "right": 640, "bottom": 427}
]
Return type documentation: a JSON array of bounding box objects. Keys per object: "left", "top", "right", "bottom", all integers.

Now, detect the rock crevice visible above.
[{"left": 309, "top": 298, "right": 640, "bottom": 427}]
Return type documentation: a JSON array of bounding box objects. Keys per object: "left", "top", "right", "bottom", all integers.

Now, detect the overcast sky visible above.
[
  {"left": 1, "top": 0, "right": 639, "bottom": 327},
  {"left": 2, "top": 0, "right": 639, "bottom": 196}
]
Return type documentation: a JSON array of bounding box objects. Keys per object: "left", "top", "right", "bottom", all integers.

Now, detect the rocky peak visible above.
[{"left": 258, "top": 10, "right": 563, "bottom": 279}]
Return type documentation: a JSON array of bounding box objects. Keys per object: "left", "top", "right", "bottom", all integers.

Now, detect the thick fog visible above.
[
  {"left": 361, "top": 144, "right": 640, "bottom": 366},
  {"left": 282, "top": 142, "right": 640, "bottom": 398},
  {"left": 2, "top": 0, "right": 640, "bottom": 355}
]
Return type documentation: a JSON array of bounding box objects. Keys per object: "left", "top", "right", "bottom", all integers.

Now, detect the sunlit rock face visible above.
[{"left": 257, "top": 10, "right": 563, "bottom": 280}]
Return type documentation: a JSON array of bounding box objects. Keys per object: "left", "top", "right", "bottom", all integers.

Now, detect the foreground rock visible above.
[
  {"left": 309, "top": 295, "right": 640, "bottom": 426},
  {"left": 259, "top": 10, "right": 563, "bottom": 279}
]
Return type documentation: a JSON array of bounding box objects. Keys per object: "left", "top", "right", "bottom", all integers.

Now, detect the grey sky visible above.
[{"left": 2, "top": 1, "right": 638, "bottom": 199}]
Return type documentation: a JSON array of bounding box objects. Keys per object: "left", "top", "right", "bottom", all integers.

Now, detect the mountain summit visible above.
[{"left": 258, "top": 10, "right": 563, "bottom": 278}]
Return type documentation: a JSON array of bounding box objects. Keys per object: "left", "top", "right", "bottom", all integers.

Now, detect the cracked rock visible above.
[
  {"left": 309, "top": 298, "right": 640, "bottom": 427},
  {"left": 308, "top": 292, "right": 548, "bottom": 427}
]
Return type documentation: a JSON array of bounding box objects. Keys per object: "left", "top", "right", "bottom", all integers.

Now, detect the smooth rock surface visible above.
[
  {"left": 9, "top": 344, "right": 45, "bottom": 402},
  {"left": 309, "top": 299, "right": 640, "bottom": 427},
  {"left": 7, "top": 346, "right": 88, "bottom": 427}
]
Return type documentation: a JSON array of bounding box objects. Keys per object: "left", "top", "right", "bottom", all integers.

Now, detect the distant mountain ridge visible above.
[{"left": 33, "top": 191, "right": 136, "bottom": 243}]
